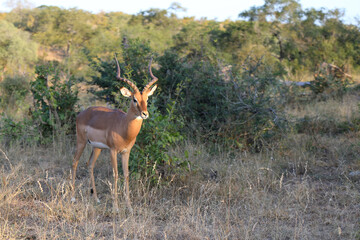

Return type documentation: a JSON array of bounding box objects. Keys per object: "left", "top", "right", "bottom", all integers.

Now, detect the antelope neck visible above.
[{"left": 123, "top": 107, "right": 143, "bottom": 140}]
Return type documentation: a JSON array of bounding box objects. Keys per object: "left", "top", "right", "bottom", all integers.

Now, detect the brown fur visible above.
[{"left": 71, "top": 84, "right": 157, "bottom": 212}]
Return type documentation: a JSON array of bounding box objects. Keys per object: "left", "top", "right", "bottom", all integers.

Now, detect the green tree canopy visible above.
[{"left": 0, "top": 20, "right": 37, "bottom": 78}]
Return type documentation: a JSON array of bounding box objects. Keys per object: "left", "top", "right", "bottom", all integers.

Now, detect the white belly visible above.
[
  {"left": 88, "top": 140, "right": 109, "bottom": 149},
  {"left": 85, "top": 126, "right": 109, "bottom": 149}
]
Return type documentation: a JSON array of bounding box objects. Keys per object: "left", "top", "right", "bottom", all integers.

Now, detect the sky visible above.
[{"left": 0, "top": 0, "right": 359, "bottom": 24}]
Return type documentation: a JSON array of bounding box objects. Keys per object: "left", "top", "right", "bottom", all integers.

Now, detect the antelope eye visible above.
[{"left": 133, "top": 97, "right": 138, "bottom": 103}]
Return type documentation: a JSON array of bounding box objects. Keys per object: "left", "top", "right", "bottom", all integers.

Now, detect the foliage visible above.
[
  {"left": 2, "top": 1, "right": 360, "bottom": 84},
  {"left": 2, "top": 1, "right": 359, "bottom": 81},
  {"left": 0, "top": 63, "right": 79, "bottom": 145},
  {"left": 1, "top": 0, "right": 360, "bottom": 152},
  {"left": 0, "top": 20, "right": 37, "bottom": 78},
  {"left": 310, "top": 69, "right": 352, "bottom": 97},
  {"left": 90, "top": 57, "right": 120, "bottom": 105},
  {"left": 0, "top": 115, "right": 39, "bottom": 144},
  {"left": 0, "top": 75, "right": 30, "bottom": 117},
  {"left": 156, "top": 50, "right": 286, "bottom": 150},
  {"left": 129, "top": 8, "right": 174, "bottom": 27},
  {"left": 156, "top": 50, "right": 227, "bottom": 132},
  {"left": 121, "top": 38, "right": 153, "bottom": 86},
  {"left": 91, "top": 38, "right": 153, "bottom": 105},
  {"left": 30, "top": 62, "right": 79, "bottom": 139},
  {"left": 130, "top": 101, "right": 185, "bottom": 182},
  {"left": 222, "top": 57, "right": 287, "bottom": 150}
]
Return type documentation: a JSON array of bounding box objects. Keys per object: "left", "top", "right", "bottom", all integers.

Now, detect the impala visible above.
[{"left": 71, "top": 55, "right": 158, "bottom": 211}]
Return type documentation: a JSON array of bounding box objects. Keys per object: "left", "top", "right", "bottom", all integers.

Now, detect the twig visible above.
[{"left": 0, "top": 148, "right": 12, "bottom": 170}]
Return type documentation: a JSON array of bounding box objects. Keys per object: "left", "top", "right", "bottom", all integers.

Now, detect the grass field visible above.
[{"left": 0, "top": 91, "right": 359, "bottom": 239}]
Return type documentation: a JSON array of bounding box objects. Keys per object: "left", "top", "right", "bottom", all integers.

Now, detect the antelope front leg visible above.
[
  {"left": 110, "top": 149, "right": 119, "bottom": 212},
  {"left": 121, "top": 151, "right": 132, "bottom": 211}
]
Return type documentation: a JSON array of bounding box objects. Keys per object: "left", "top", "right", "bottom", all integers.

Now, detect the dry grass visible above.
[
  {"left": 0, "top": 138, "right": 359, "bottom": 239},
  {"left": 285, "top": 93, "right": 360, "bottom": 122},
  {"left": 0, "top": 93, "right": 360, "bottom": 239}
]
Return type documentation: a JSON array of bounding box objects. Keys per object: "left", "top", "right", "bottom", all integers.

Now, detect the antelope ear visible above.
[
  {"left": 147, "top": 84, "right": 157, "bottom": 96},
  {"left": 120, "top": 87, "right": 132, "bottom": 97}
]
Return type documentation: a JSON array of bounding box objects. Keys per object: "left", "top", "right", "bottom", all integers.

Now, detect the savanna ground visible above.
[{"left": 0, "top": 90, "right": 360, "bottom": 240}]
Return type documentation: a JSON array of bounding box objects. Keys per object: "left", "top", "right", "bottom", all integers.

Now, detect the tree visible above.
[
  {"left": 172, "top": 21, "right": 218, "bottom": 62},
  {"left": 30, "top": 62, "right": 79, "bottom": 138},
  {"left": 0, "top": 20, "right": 37, "bottom": 79},
  {"left": 240, "top": 0, "right": 302, "bottom": 24},
  {"left": 91, "top": 38, "right": 153, "bottom": 105}
]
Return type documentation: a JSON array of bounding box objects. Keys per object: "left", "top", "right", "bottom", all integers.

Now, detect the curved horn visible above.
[
  {"left": 114, "top": 54, "right": 139, "bottom": 93},
  {"left": 143, "top": 57, "right": 158, "bottom": 92}
]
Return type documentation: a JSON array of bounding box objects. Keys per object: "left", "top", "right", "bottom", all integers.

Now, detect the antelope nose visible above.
[{"left": 141, "top": 111, "right": 149, "bottom": 119}]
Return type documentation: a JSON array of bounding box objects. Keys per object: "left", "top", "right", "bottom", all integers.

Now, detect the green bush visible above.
[
  {"left": 221, "top": 57, "right": 287, "bottom": 150},
  {"left": 30, "top": 62, "right": 79, "bottom": 139},
  {"left": 92, "top": 45, "right": 286, "bottom": 153},
  {"left": 0, "top": 63, "right": 79, "bottom": 145},
  {"left": 0, "top": 116, "right": 39, "bottom": 145},
  {"left": 0, "top": 75, "right": 30, "bottom": 117},
  {"left": 157, "top": 50, "right": 228, "bottom": 133},
  {"left": 130, "top": 101, "right": 185, "bottom": 183},
  {"left": 91, "top": 38, "right": 153, "bottom": 105},
  {"left": 157, "top": 52, "right": 286, "bottom": 151},
  {"left": 310, "top": 69, "right": 351, "bottom": 97}
]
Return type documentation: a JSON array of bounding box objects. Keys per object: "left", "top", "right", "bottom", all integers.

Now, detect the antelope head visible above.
[{"left": 115, "top": 55, "right": 158, "bottom": 119}]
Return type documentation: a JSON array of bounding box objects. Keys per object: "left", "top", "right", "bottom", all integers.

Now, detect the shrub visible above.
[
  {"left": 157, "top": 52, "right": 287, "bottom": 151},
  {"left": 30, "top": 62, "right": 79, "bottom": 139},
  {"left": 0, "top": 63, "right": 79, "bottom": 145},
  {"left": 310, "top": 69, "right": 351, "bottom": 97},
  {"left": 0, "top": 116, "right": 39, "bottom": 145},
  {"left": 157, "top": 50, "right": 228, "bottom": 133},
  {"left": 130, "top": 100, "right": 185, "bottom": 183},
  {"left": 221, "top": 57, "right": 287, "bottom": 150},
  {"left": 0, "top": 75, "right": 30, "bottom": 118},
  {"left": 91, "top": 38, "right": 153, "bottom": 105}
]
